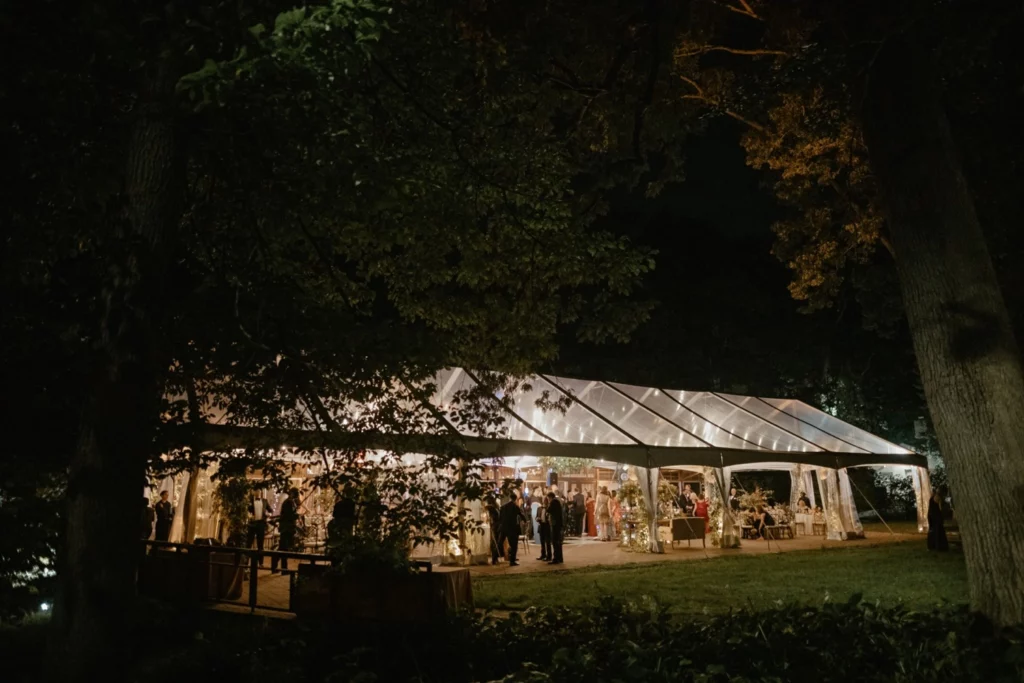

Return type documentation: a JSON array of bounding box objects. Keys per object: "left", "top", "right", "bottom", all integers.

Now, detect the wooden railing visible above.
[{"left": 141, "top": 540, "right": 332, "bottom": 613}]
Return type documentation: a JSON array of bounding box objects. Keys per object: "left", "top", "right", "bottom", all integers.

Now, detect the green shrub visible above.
[{"left": 131, "top": 597, "right": 1023, "bottom": 683}]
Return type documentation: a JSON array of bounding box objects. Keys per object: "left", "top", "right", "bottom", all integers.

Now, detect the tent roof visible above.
[
  {"left": 175, "top": 368, "right": 926, "bottom": 471},
  {"left": 429, "top": 368, "right": 924, "bottom": 470}
]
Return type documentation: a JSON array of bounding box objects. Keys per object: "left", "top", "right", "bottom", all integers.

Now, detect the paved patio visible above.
[
  {"left": 470, "top": 529, "right": 918, "bottom": 576},
  {"left": 220, "top": 529, "right": 919, "bottom": 612}
]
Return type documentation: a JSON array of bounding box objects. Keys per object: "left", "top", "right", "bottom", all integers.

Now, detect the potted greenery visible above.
[{"left": 293, "top": 467, "right": 473, "bottom": 622}]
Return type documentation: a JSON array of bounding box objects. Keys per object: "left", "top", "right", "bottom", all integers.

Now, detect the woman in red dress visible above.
[
  {"left": 694, "top": 492, "right": 710, "bottom": 534},
  {"left": 585, "top": 491, "right": 598, "bottom": 537}
]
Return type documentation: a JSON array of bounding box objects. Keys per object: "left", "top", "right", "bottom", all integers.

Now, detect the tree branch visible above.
[
  {"left": 679, "top": 76, "right": 766, "bottom": 133},
  {"left": 676, "top": 45, "right": 788, "bottom": 59}
]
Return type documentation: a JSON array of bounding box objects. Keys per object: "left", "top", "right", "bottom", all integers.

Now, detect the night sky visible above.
[{"left": 557, "top": 119, "right": 820, "bottom": 394}]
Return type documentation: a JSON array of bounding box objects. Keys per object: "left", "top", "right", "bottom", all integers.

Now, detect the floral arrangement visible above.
[
  {"left": 738, "top": 488, "right": 774, "bottom": 512},
  {"left": 618, "top": 475, "right": 676, "bottom": 552}
]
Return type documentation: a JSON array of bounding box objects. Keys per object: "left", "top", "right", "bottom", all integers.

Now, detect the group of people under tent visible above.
[
  {"left": 141, "top": 490, "right": 175, "bottom": 542},
  {"left": 482, "top": 483, "right": 626, "bottom": 567},
  {"left": 141, "top": 485, "right": 308, "bottom": 572}
]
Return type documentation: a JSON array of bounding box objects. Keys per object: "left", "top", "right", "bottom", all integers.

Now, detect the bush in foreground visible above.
[{"left": 6, "top": 598, "right": 1022, "bottom": 682}]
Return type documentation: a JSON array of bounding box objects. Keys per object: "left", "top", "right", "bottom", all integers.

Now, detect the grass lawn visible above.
[{"left": 473, "top": 540, "right": 968, "bottom": 617}]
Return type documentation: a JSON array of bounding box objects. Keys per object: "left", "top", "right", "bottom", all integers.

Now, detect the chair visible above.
[
  {"left": 520, "top": 534, "right": 531, "bottom": 555},
  {"left": 671, "top": 517, "right": 706, "bottom": 549}
]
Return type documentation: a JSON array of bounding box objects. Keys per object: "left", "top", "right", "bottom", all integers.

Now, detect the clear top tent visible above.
[
  {"left": 430, "top": 368, "right": 931, "bottom": 546},
  {"left": 428, "top": 368, "right": 924, "bottom": 471},
  {"left": 181, "top": 367, "right": 932, "bottom": 547}
]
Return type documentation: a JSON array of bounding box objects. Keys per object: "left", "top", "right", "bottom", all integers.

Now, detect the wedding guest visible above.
[
  {"left": 547, "top": 492, "right": 564, "bottom": 564},
  {"left": 927, "top": 490, "right": 949, "bottom": 552},
  {"left": 531, "top": 495, "right": 542, "bottom": 544},
  {"left": 728, "top": 487, "right": 741, "bottom": 512},
  {"left": 596, "top": 486, "right": 612, "bottom": 541},
  {"left": 609, "top": 490, "right": 622, "bottom": 539},
  {"left": 694, "top": 492, "right": 710, "bottom": 534},
  {"left": 798, "top": 491, "right": 811, "bottom": 509},
  {"left": 753, "top": 504, "right": 775, "bottom": 540},
  {"left": 485, "top": 495, "right": 502, "bottom": 564},
  {"left": 499, "top": 493, "right": 528, "bottom": 566},
  {"left": 246, "top": 491, "right": 270, "bottom": 560},
  {"left": 536, "top": 495, "right": 552, "bottom": 561},
  {"left": 154, "top": 490, "right": 173, "bottom": 542},
  {"left": 272, "top": 488, "right": 303, "bottom": 573},
  {"left": 681, "top": 484, "right": 695, "bottom": 515},
  {"left": 585, "top": 491, "right": 597, "bottom": 537},
  {"left": 572, "top": 487, "right": 585, "bottom": 536},
  {"left": 141, "top": 497, "right": 155, "bottom": 540}
]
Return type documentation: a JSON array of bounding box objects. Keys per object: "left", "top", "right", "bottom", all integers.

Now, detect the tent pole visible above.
[{"left": 847, "top": 470, "right": 896, "bottom": 537}]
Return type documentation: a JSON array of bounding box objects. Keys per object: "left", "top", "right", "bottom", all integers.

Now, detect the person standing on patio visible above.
[
  {"left": 530, "top": 495, "right": 541, "bottom": 544},
  {"left": 547, "top": 492, "right": 564, "bottom": 564},
  {"left": 499, "top": 493, "right": 527, "bottom": 566},
  {"left": 272, "top": 488, "right": 302, "bottom": 573},
  {"left": 927, "top": 490, "right": 949, "bottom": 552},
  {"left": 694, "top": 492, "right": 710, "bottom": 534},
  {"left": 141, "top": 497, "right": 155, "bottom": 540},
  {"left": 597, "top": 487, "right": 612, "bottom": 541},
  {"left": 247, "top": 491, "right": 270, "bottom": 561},
  {"left": 585, "top": 491, "right": 597, "bottom": 537},
  {"left": 609, "top": 490, "right": 621, "bottom": 540},
  {"left": 484, "top": 496, "right": 502, "bottom": 564},
  {"left": 572, "top": 487, "right": 585, "bottom": 536},
  {"left": 536, "top": 496, "right": 551, "bottom": 561},
  {"left": 154, "top": 490, "right": 173, "bottom": 542},
  {"left": 728, "top": 487, "right": 741, "bottom": 512}
]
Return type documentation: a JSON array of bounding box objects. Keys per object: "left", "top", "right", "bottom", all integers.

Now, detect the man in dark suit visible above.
[
  {"left": 547, "top": 492, "right": 564, "bottom": 564},
  {"left": 484, "top": 495, "right": 502, "bottom": 564},
  {"left": 498, "top": 493, "right": 527, "bottom": 566},
  {"left": 154, "top": 490, "right": 173, "bottom": 542},
  {"left": 572, "top": 487, "right": 585, "bottom": 536}
]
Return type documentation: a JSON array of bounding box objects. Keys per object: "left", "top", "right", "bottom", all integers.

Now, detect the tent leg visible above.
[
  {"left": 911, "top": 466, "right": 932, "bottom": 533},
  {"left": 837, "top": 469, "right": 865, "bottom": 539},
  {"left": 819, "top": 469, "right": 846, "bottom": 540},
  {"left": 706, "top": 466, "right": 739, "bottom": 548},
  {"left": 637, "top": 466, "right": 663, "bottom": 553}
]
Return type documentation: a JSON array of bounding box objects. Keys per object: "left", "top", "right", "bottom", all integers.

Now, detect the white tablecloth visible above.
[{"left": 795, "top": 513, "right": 813, "bottom": 536}]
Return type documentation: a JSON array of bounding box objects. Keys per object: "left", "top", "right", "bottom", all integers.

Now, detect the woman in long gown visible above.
[
  {"left": 693, "top": 492, "right": 710, "bottom": 534},
  {"left": 609, "top": 490, "right": 621, "bottom": 539},
  {"left": 927, "top": 491, "right": 948, "bottom": 551},
  {"left": 585, "top": 492, "right": 597, "bottom": 537},
  {"left": 596, "top": 486, "right": 612, "bottom": 541}
]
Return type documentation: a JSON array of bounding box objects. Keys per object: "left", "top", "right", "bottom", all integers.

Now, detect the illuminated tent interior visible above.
[
  {"left": 423, "top": 368, "right": 931, "bottom": 549},
  {"left": 169, "top": 368, "right": 931, "bottom": 551}
]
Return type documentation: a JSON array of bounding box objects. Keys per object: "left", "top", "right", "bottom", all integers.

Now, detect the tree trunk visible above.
[
  {"left": 51, "top": 75, "right": 180, "bottom": 678},
  {"left": 862, "top": 37, "right": 1024, "bottom": 626}
]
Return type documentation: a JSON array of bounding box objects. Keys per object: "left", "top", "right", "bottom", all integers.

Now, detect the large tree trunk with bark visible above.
[
  {"left": 50, "top": 71, "right": 180, "bottom": 678},
  {"left": 862, "top": 37, "right": 1024, "bottom": 626}
]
